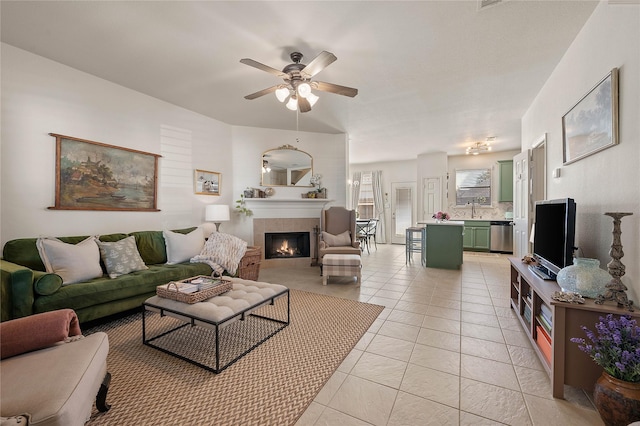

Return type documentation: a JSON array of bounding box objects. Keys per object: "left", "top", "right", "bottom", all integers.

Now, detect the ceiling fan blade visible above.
[
  {"left": 301, "top": 51, "right": 337, "bottom": 78},
  {"left": 244, "top": 85, "right": 279, "bottom": 100},
  {"left": 298, "top": 97, "right": 312, "bottom": 113},
  {"left": 313, "top": 81, "right": 358, "bottom": 97},
  {"left": 240, "top": 58, "right": 288, "bottom": 78}
]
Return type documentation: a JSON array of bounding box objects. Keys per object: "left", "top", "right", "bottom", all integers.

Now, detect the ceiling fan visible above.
[{"left": 240, "top": 51, "right": 358, "bottom": 113}]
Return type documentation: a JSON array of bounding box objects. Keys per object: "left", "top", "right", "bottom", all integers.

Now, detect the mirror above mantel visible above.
[{"left": 261, "top": 145, "right": 313, "bottom": 187}]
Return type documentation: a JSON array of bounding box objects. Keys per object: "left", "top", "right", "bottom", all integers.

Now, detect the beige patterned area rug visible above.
[{"left": 85, "top": 290, "right": 383, "bottom": 425}]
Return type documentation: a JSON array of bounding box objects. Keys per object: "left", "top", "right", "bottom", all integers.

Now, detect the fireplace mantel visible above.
[{"left": 245, "top": 198, "right": 335, "bottom": 219}]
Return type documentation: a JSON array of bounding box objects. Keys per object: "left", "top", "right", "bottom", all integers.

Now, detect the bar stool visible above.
[{"left": 405, "top": 226, "right": 426, "bottom": 265}]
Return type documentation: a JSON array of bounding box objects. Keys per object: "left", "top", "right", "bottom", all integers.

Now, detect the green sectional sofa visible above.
[{"left": 1, "top": 228, "right": 213, "bottom": 323}]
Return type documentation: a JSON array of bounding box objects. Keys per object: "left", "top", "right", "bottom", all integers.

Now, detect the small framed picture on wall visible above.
[{"left": 194, "top": 169, "right": 221, "bottom": 196}]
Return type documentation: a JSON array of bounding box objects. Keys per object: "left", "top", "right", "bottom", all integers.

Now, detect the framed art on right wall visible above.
[{"left": 562, "top": 68, "right": 619, "bottom": 165}]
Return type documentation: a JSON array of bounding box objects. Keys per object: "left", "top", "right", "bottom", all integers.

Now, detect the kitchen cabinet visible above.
[
  {"left": 463, "top": 221, "right": 490, "bottom": 251},
  {"left": 424, "top": 222, "right": 464, "bottom": 269},
  {"left": 498, "top": 160, "right": 513, "bottom": 202}
]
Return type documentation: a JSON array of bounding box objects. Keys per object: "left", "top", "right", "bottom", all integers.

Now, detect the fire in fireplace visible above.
[{"left": 264, "top": 232, "right": 310, "bottom": 259}]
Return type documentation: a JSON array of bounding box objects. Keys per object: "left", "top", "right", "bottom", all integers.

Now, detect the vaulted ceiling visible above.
[{"left": 0, "top": 1, "right": 598, "bottom": 164}]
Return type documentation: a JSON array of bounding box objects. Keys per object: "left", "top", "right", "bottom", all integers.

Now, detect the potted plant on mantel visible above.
[{"left": 571, "top": 314, "right": 640, "bottom": 426}]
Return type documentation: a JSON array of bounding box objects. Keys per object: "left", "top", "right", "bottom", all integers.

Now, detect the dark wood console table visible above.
[{"left": 508, "top": 257, "right": 639, "bottom": 399}]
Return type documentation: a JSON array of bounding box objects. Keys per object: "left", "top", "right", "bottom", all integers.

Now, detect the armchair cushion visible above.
[
  {"left": 0, "top": 309, "right": 81, "bottom": 360},
  {"left": 321, "top": 230, "right": 352, "bottom": 247}
]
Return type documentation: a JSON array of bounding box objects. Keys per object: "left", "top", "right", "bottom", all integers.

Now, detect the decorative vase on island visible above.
[
  {"left": 593, "top": 372, "right": 640, "bottom": 426},
  {"left": 556, "top": 258, "right": 611, "bottom": 298}
]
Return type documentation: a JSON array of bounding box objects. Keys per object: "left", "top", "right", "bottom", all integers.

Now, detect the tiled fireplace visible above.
[
  {"left": 264, "top": 232, "right": 311, "bottom": 259},
  {"left": 253, "top": 218, "right": 319, "bottom": 268}
]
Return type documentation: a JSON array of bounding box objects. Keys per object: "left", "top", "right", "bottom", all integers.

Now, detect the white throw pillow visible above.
[
  {"left": 96, "top": 236, "right": 148, "bottom": 278},
  {"left": 163, "top": 228, "right": 205, "bottom": 264},
  {"left": 322, "top": 230, "right": 352, "bottom": 247},
  {"left": 36, "top": 237, "right": 103, "bottom": 285}
]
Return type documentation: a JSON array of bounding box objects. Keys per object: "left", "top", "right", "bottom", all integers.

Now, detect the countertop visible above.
[
  {"left": 460, "top": 219, "right": 513, "bottom": 223},
  {"left": 417, "top": 220, "right": 464, "bottom": 226}
]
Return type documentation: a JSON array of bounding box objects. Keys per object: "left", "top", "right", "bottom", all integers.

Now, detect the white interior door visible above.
[
  {"left": 391, "top": 182, "right": 415, "bottom": 244},
  {"left": 513, "top": 150, "right": 530, "bottom": 258},
  {"left": 422, "top": 177, "right": 441, "bottom": 222}
]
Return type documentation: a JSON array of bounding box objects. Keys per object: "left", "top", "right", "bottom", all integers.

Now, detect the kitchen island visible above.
[{"left": 417, "top": 220, "right": 464, "bottom": 269}]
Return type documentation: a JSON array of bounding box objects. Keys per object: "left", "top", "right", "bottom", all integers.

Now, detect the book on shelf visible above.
[
  {"left": 540, "top": 303, "right": 552, "bottom": 319},
  {"left": 538, "top": 314, "right": 552, "bottom": 335},
  {"left": 539, "top": 308, "right": 552, "bottom": 327},
  {"left": 523, "top": 304, "right": 532, "bottom": 324}
]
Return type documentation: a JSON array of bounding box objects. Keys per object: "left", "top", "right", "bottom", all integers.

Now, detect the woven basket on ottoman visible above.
[{"left": 322, "top": 253, "right": 362, "bottom": 286}]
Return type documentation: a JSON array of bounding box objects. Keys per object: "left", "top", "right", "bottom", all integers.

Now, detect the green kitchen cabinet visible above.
[
  {"left": 463, "top": 221, "right": 491, "bottom": 251},
  {"left": 425, "top": 222, "right": 464, "bottom": 269},
  {"left": 498, "top": 160, "right": 513, "bottom": 202}
]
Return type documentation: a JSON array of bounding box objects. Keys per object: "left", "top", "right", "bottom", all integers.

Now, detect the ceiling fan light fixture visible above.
[
  {"left": 286, "top": 96, "right": 298, "bottom": 111},
  {"left": 275, "top": 87, "right": 290, "bottom": 102},
  {"left": 307, "top": 92, "right": 319, "bottom": 107},
  {"left": 297, "top": 82, "right": 312, "bottom": 98}
]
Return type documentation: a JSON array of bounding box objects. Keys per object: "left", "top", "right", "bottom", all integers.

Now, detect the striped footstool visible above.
[{"left": 322, "top": 254, "right": 362, "bottom": 286}]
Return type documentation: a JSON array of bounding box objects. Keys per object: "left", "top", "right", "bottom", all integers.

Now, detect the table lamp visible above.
[{"left": 206, "top": 204, "right": 230, "bottom": 232}]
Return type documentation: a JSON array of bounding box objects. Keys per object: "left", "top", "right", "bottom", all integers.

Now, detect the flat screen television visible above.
[{"left": 531, "top": 198, "right": 577, "bottom": 280}]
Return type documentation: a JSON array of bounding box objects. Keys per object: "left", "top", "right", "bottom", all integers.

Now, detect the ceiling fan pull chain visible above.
[{"left": 296, "top": 109, "right": 300, "bottom": 143}]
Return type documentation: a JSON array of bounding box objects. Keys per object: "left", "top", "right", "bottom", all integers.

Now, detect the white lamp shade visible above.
[
  {"left": 307, "top": 92, "right": 319, "bottom": 106},
  {"left": 206, "top": 204, "right": 230, "bottom": 222},
  {"left": 286, "top": 96, "right": 298, "bottom": 111},
  {"left": 297, "top": 82, "right": 311, "bottom": 98},
  {"left": 275, "top": 87, "right": 289, "bottom": 102}
]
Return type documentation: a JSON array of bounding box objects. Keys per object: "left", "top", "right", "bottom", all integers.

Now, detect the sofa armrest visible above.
[{"left": 0, "top": 260, "right": 35, "bottom": 322}]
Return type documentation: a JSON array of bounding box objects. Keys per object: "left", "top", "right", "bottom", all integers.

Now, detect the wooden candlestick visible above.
[{"left": 596, "top": 212, "right": 634, "bottom": 311}]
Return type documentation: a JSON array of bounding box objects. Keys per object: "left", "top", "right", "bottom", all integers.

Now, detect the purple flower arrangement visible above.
[
  {"left": 571, "top": 314, "right": 640, "bottom": 382},
  {"left": 432, "top": 211, "right": 450, "bottom": 220}
]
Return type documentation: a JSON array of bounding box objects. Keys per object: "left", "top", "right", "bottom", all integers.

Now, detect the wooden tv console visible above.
[{"left": 508, "top": 258, "right": 640, "bottom": 399}]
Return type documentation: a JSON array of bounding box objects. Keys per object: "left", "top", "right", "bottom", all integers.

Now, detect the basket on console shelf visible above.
[{"left": 238, "top": 246, "right": 262, "bottom": 281}]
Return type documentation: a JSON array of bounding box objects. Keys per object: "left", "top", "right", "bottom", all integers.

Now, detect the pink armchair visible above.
[{"left": 1, "top": 309, "right": 111, "bottom": 425}]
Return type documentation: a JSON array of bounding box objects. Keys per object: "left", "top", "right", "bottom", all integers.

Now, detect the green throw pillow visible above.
[{"left": 96, "top": 236, "right": 148, "bottom": 278}]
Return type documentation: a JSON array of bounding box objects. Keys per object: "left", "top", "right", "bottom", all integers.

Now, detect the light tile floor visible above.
[{"left": 258, "top": 244, "right": 604, "bottom": 426}]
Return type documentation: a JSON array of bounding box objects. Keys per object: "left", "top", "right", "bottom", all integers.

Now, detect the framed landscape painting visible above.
[
  {"left": 194, "top": 169, "right": 221, "bottom": 195},
  {"left": 48, "top": 133, "right": 161, "bottom": 211},
  {"left": 562, "top": 68, "right": 619, "bottom": 165}
]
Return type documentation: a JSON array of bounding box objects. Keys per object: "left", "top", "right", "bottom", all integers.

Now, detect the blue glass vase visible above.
[{"left": 556, "top": 258, "right": 611, "bottom": 298}]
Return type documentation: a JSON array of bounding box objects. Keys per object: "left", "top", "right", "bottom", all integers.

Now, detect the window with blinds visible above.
[
  {"left": 357, "top": 172, "right": 374, "bottom": 219},
  {"left": 455, "top": 168, "right": 492, "bottom": 206}
]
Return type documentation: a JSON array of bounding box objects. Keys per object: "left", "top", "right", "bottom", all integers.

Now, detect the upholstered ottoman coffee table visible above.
[
  {"left": 322, "top": 253, "right": 362, "bottom": 286},
  {"left": 143, "top": 277, "right": 289, "bottom": 373}
]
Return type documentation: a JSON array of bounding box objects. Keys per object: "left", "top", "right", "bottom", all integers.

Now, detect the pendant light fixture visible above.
[{"left": 466, "top": 137, "right": 495, "bottom": 155}]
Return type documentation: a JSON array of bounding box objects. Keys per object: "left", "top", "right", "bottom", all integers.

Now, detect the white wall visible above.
[
  {"left": 1, "top": 44, "right": 234, "bottom": 245},
  {"left": 0, "top": 44, "right": 348, "bottom": 248},
  {"left": 231, "top": 126, "right": 348, "bottom": 242},
  {"left": 521, "top": 2, "right": 640, "bottom": 299}
]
